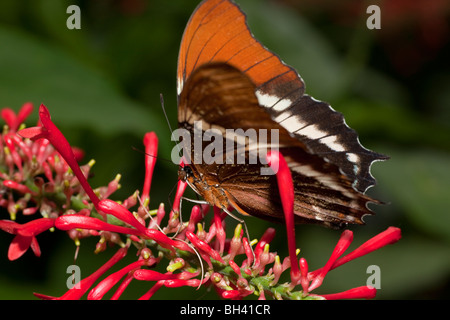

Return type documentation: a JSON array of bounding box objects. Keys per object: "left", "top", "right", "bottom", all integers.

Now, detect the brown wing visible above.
[
  {"left": 221, "top": 147, "right": 376, "bottom": 228},
  {"left": 177, "top": 0, "right": 387, "bottom": 194},
  {"left": 178, "top": 63, "right": 376, "bottom": 228}
]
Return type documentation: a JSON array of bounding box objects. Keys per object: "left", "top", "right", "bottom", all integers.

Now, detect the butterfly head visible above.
[
  {"left": 178, "top": 164, "right": 202, "bottom": 195},
  {"left": 178, "top": 164, "right": 193, "bottom": 183}
]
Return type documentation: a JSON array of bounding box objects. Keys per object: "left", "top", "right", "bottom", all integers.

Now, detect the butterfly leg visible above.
[{"left": 179, "top": 196, "right": 209, "bottom": 233}]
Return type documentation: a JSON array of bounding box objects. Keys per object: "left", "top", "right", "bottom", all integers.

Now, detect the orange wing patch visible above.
[{"left": 177, "top": 0, "right": 303, "bottom": 98}]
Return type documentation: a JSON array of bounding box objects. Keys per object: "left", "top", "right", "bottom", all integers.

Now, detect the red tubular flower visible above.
[
  {"left": 254, "top": 244, "right": 275, "bottom": 276},
  {"left": 172, "top": 162, "right": 187, "bottom": 213},
  {"left": 34, "top": 246, "right": 128, "bottom": 300},
  {"left": 145, "top": 228, "right": 193, "bottom": 253},
  {"left": 330, "top": 227, "right": 401, "bottom": 270},
  {"left": 309, "top": 227, "right": 401, "bottom": 279},
  {"left": 4, "top": 134, "right": 24, "bottom": 174},
  {"left": 186, "top": 205, "right": 203, "bottom": 234},
  {"left": 55, "top": 214, "right": 142, "bottom": 236},
  {"left": 242, "top": 237, "right": 253, "bottom": 268},
  {"left": 139, "top": 280, "right": 165, "bottom": 300},
  {"left": 299, "top": 258, "right": 309, "bottom": 294},
  {"left": 18, "top": 104, "right": 101, "bottom": 210},
  {"left": 141, "top": 132, "right": 158, "bottom": 202},
  {"left": 88, "top": 258, "right": 157, "bottom": 300},
  {"left": 320, "top": 285, "right": 377, "bottom": 300},
  {"left": 8, "top": 235, "right": 35, "bottom": 260},
  {"left": 10, "top": 133, "right": 33, "bottom": 160},
  {"left": 271, "top": 256, "right": 283, "bottom": 285},
  {"left": 164, "top": 271, "right": 208, "bottom": 289},
  {"left": 133, "top": 269, "right": 178, "bottom": 281},
  {"left": 23, "top": 207, "right": 38, "bottom": 216},
  {"left": 163, "top": 278, "right": 202, "bottom": 288},
  {"left": 266, "top": 151, "right": 300, "bottom": 284},
  {"left": 213, "top": 207, "right": 226, "bottom": 254},
  {"left": 308, "top": 229, "right": 353, "bottom": 291},
  {"left": 34, "top": 139, "right": 51, "bottom": 165},
  {"left": 228, "top": 224, "right": 243, "bottom": 261},
  {"left": 254, "top": 227, "right": 276, "bottom": 259},
  {"left": 0, "top": 221, "right": 19, "bottom": 235},
  {"left": 186, "top": 230, "right": 225, "bottom": 264},
  {"left": 1, "top": 108, "right": 19, "bottom": 130},
  {"left": 98, "top": 199, "right": 147, "bottom": 233},
  {"left": 98, "top": 174, "right": 121, "bottom": 200},
  {"left": 110, "top": 273, "right": 134, "bottom": 300},
  {"left": 138, "top": 269, "right": 200, "bottom": 298},
  {"left": 228, "top": 259, "right": 242, "bottom": 276},
  {"left": 0, "top": 218, "right": 55, "bottom": 260},
  {"left": 258, "top": 290, "right": 266, "bottom": 300},
  {"left": 2, "top": 180, "right": 35, "bottom": 195},
  {"left": 222, "top": 289, "right": 240, "bottom": 299},
  {"left": 148, "top": 202, "right": 166, "bottom": 229},
  {"left": 1, "top": 102, "right": 33, "bottom": 132},
  {"left": 14, "top": 218, "right": 55, "bottom": 237}
]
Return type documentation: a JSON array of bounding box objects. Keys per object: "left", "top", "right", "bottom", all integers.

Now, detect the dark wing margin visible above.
[
  {"left": 269, "top": 95, "right": 389, "bottom": 193},
  {"left": 178, "top": 62, "right": 379, "bottom": 227}
]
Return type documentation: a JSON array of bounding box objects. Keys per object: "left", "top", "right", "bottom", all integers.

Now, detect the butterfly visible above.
[{"left": 175, "top": 0, "right": 387, "bottom": 229}]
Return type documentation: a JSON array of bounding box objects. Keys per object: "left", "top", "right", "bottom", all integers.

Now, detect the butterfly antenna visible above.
[
  {"left": 160, "top": 94, "right": 175, "bottom": 142},
  {"left": 160, "top": 93, "right": 184, "bottom": 160},
  {"left": 131, "top": 146, "right": 174, "bottom": 165}
]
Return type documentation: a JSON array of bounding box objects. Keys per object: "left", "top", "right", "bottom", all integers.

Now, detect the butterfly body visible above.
[
  {"left": 178, "top": 163, "right": 228, "bottom": 209},
  {"left": 176, "top": 0, "right": 387, "bottom": 228}
]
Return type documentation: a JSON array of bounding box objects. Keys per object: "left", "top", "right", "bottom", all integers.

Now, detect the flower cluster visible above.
[{"left": 0, "top": 103, "right": 401, "bottom": 300}]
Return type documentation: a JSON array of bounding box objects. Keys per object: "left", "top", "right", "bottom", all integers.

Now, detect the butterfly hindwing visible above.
[{"left": 178, "top": 62, "right": 377, "bottom": 228}]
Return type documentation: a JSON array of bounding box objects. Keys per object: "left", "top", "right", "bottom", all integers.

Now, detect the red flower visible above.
[
  {"left": 1, "top": 103, "right": 402, "bottom": 300},
  {"left": 88, "top": 257, "right": 158, "bottom": 300},
  {"left": 320, "top": 285, "right": 377, "bottom": 300},
  {"left": 186, "top": 230, "right": 225, "bottom": 264},
  {"left": 2, "top": 180, "right": 35, "bottom": 195},
  {"left": 308, "top": 229, "right": 353, "bottom": 291},
  {"left": 34, "top": 247, "right": 128, "bottom": 300},
  {"left": 1, "top": 102, "right": 33, "bottom": 132},
  {"left": 0, "top": 218, "right": 55, "bottom": 260},
  {"left": 141, "top": 132, "right": 158, "bottom": 202},
  {"left": 308, "top": 226, "right": 402, "bottom": 280},
  {"left": 266, "top": 150, "right": 402, "bottom": 299},
  {"left": 19, "top": 104, "right": 101, "bottom": 211},
  {"left": 266, "top": 151, "right": 300, "bottom": 285},
  {"left": 133, "top": 270, "right": 178, "bottom": 281},
  {"left": 55, "top": 214, "right": 142, "bottom": 236}
]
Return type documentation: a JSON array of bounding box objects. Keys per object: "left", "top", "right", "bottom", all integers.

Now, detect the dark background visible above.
[{"left": 0, "top": 0, "right": 449, "bottom": 299}]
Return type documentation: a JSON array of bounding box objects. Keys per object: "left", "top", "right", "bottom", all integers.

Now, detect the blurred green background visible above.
[{"left": 0, "top": 0, "right": 449, "bottom": 299}]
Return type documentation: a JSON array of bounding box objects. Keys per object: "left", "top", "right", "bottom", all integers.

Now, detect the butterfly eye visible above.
[{"left": 180, "top": 165, "right": 193, "bottom": 179}]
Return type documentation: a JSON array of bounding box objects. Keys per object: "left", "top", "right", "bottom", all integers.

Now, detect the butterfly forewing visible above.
[
  {"left": 177, "top": 0, "right": 303, "bottom": 99},
  {"left": 177, "top": 0, "right": 386, "bottom": 227}
]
